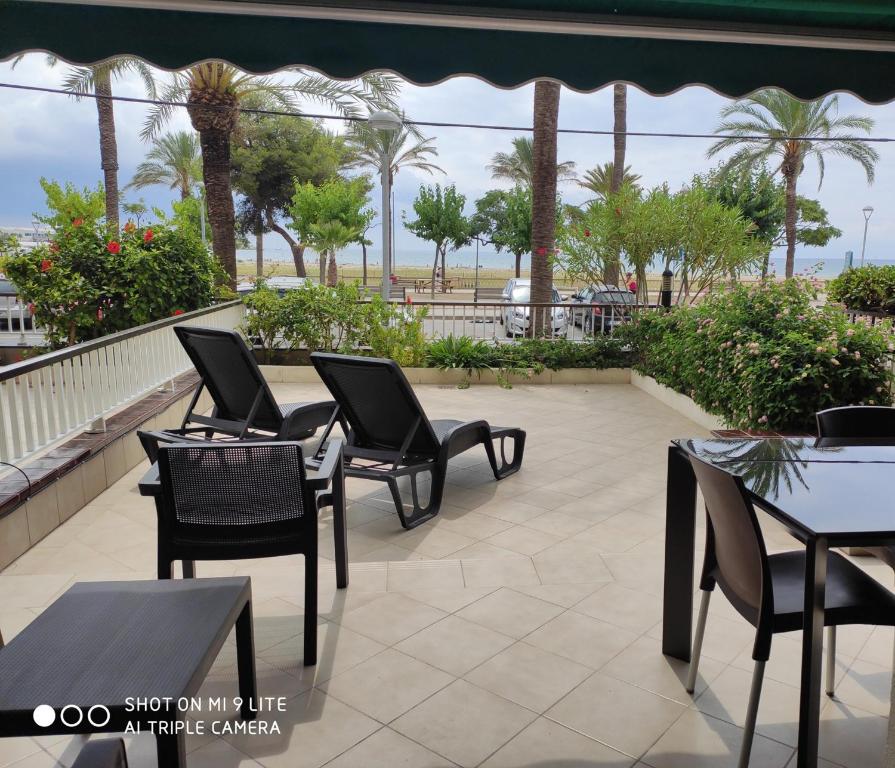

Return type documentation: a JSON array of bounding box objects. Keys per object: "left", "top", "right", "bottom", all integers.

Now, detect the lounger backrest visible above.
[
  {"left": 174, "top": 326, "right": 283, "bottom": 432},
  {"left": 310, "top": 352, "right": 441, "bottom": 456}
]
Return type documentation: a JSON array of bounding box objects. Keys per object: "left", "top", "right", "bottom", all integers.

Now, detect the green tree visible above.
[
  {"left": 288, "top": 177, "right": 373, "bottom": 284},
  {"left": 346, "top": 120, "right": 444, "bottom": 185},
  {"left": 471, "top": 188, "right": 531, "bottom": 278},
  {"left": 126, "top": 130, "right": 203, "bottom": 201},
  {"left": 405, "top": 184, "right": 471, "bottom": 296},
  {"left": 307, "top": 221, "right": 363, "bottom": 286},
  {"left": 144, "top": 63, "right": 402, "bottom": 287},
  {"left": 708, "top": 90, "right": 877, "bottom": 278},
  {"left": 488, "top": 136, "right": 576, "bottom": 187},
  {"left": 578, "top": 162, "right": 641, "bottom": 201},
  {"left": 14, "top": 56, "right": 158, "bottom": 231},
  {"left": 231, "top": 105, "right": 349, "bottom": 277}
]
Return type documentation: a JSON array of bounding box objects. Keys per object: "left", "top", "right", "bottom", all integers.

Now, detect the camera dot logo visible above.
[{"left": 32, "top": 705, "right": 55, "bottom": 727}]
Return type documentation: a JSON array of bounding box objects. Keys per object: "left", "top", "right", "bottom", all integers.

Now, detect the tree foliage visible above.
[
  {"left": 405, "top": 184, "right": 471, "bottom": 295},
  {"left": 488, "top": 136, "right": 576, "bottom": 187}
]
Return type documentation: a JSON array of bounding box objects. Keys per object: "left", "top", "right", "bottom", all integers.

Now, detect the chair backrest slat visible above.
[
  {"left": 174, "top": 326, "right": 283, "bottom": 433},
  {"left": 689, "top": 456, "right": 770, "bottom": 614},
  {"left": 158, "top": 442, "right": 310, "bottom": 530},
  {"left": 816, "top": 405, "right": 895, "bottom": 439},
  {"left": 311, "top": 352, "right": 440, "bottom": 456}
]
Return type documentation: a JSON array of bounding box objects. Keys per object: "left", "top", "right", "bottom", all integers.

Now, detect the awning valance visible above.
[{"left": 3, "top": 0, "right": 895, "bottom": 102}]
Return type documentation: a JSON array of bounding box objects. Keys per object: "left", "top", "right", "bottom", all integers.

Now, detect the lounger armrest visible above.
[
  {"left": 439, "top": 419, "right": 494, "bottom": 459},
  {"left": 306, "top": 438, "right": 344, "bottom": 490}
]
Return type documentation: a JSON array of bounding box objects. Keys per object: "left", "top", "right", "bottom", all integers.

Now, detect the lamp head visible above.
[
  {"left": 368, "top": 110, "right": 401, "bottom": 132},
  {"left": 863, "top": 205, "right": 874, "bottom": 220}
]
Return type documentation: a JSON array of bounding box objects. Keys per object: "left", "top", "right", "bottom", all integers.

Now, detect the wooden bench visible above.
[{"left": 415, "top": 278, "right": 455, "bottom": 293}]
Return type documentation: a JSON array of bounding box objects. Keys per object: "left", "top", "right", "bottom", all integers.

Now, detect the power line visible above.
[{"left": 1, "top": 80, "right": 893, "bottom": 143}]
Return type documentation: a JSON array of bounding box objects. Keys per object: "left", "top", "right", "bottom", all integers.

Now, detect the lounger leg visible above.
[
  {"left": 739, "top": 661, "right": 765, "bottom": 768},
  {"left": 825, "top": 626, "right": 836, "bottom": 697},
  {"left": 484, "top": 430, "right": 526, "bottom": 480},
  {"left": 686, "top": 589, "right": 711, "bottom": 694},
  {"left": 388, "top": 464, "right": 447, "bottom": 529},
  {"left": 303, "top": 550, "right": 318, "bottom": 666}
]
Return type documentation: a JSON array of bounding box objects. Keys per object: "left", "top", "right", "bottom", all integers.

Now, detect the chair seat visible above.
[{"left": 769, "top": 550, "right": 895, "bottom": 632}]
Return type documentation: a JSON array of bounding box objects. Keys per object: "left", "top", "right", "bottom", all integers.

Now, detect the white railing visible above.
[
  {"left": 0, "top": 292, "right": 45, "bottom": 347},
  {"left": 406, "top": 301, "right": 653, "bottom": 342},
  {"left": 0, "top": 300, "right": 245, "bottom": 464}
]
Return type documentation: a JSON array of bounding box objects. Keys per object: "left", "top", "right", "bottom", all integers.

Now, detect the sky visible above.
[{"left": 1, "top": 53, "right": 894, "bottom": 271}]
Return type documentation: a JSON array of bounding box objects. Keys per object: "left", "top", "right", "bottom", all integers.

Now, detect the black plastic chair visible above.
[
  {"left": 686, "top": 455, "right": 895, "bottom": 768},
  {"left": 816, "top": 405, "right": 895, "bottom": 570},
  {"left": 157, "top": 441, "right": 339, "bottom": 666},
  {"left": 310, "top": 352, "right": 526, "bottom": 529},
  {"left": 173, "top": 326, "right": 338, "bottom": 441},
  {"left": 71, "top": 740, "right": 129, "bottom": 768}
]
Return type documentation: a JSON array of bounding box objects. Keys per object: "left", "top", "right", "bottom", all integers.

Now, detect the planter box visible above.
[
  {"left": 258, "top": 365, "right": 631, "bottom": 387},
  {"left": 630, "top": 371, "right": 725, "bottom": 432}
]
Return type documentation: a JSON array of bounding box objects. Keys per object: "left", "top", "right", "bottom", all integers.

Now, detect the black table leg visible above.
[
  {"left": 797, "top": 536, "right": 828, "bottom": 768},
  {"left": 662, "top": 445, "right": 698, "bottom": 661},
  {"left": 156, "top": 732, "right": 186, "bottom": 768},
  {"left": 235, "top": 600, "right": 258, "bottom": 722},
  {"left": 332, "top": 454, "right": 349, "bottom": 589}
]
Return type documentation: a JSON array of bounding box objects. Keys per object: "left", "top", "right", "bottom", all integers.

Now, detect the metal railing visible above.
[
  {"left": 0, "top": 291, "right": 44, "bottom": 347},
  {"left": 407, "top": 300, "right": 652, "bottom": 342},
  {"left": 0, "top": 300, "right": 245, "bottom": 464}
]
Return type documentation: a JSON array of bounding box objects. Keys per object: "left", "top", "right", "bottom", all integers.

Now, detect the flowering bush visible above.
[
  {"left": 1, "top": 180, "right": 223, "bottom": 349},
  {"left": 618, "top": 279, "right": 895, "bottom": 432},
  {"left": 827, "top": 265, "right": 895, "bottom": 313}
]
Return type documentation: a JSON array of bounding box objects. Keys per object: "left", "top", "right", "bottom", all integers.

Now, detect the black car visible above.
[{"left": 568, "top": 285, "right": 636, "bottom": 334}]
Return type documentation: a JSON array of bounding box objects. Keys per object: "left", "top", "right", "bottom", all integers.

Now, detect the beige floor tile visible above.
[
  {"left": 321, "top": 648, "right": 453, "bottom": 723},
  {"left": 475, "top": 499, "right": 546, "bottom": 525},
  {"left": 532, "top": 540, "right": 613, "bottom": 585},
  {"left": 573, "top": 583, "right": 663, "bottom": 634},
  {"left": 452, "top": 541, "right": 520, "bottom": 560},
  {"left": 642, "top": 709, "right": 793, "bottom": 768},
  {"left": 399, "top": 527, "right": 477, "bottom": 559},
  {"left": 461, "top": 556, "right": 541, "bottom": 587},
  {"left": 397, "top": 586, "right": 498, "bottom": 613},
  {"left": 324, "top": 727, "right": 455, "bottom": 768},
  {"left": 457, "top": 587, "right": 563, "bottom": 639},
  {"left": 827, "top": 657, "right": 891, "bottom": 717},
  {"left": 483, "top": 525, "right": 564, "bottom": 556},
  {"left": 465, "top": 641, "right": 592, "bottom": 713},
  {"left": 818, "top": 699, "right": 888, "bottom": 768},
  {"left": 522, "top": 511, "right": 594, "bottom": 538},
  {"left": 512, "top": 582, "right": 605, "bottom": 608},
  {"left": 548, "top": 673, "right": 687, "bottom": 758},
  {"left": 526, "top": 611, "right": 638, "bottom": 669},
  {"left": 433, "top": 509, "right": 515, "bottom": 540},
  {"left": 225, "top": 689, "right": 379, "bottom": 768},
  {"left": 5, "top": 752, "right": 62, "bottom": 768},
  {"left": 338, "top": 593, "right": 446, "bottom": 645},
  {"left": 392, "top": 679, "right": 536, "bottom": 768},
  {"left": 395, "top": 615, "right": 514, "bottom": 676},
  {"left": 387, "top": 560, "right": 465, "bottom": 591},
  {"left": 0, "top": 739, "right": 43, "bottom": 768},
  {"left": 482, "top": 717, "right": 635, "bottom": 768},
  {"left": 186, "top": 738, "right": 263, "bottom": 766}
]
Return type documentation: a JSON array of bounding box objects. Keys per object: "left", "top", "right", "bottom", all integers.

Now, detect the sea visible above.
[{"left": 238, "top": 244, "right": 881, "bottom": 279}]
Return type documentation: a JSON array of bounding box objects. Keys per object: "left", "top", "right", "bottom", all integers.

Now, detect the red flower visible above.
[
  {"left": 107, "top": 241, "right": 121, "bottom": 254},
  {"left": 172, "top": 309, "right": 185, "bottom": 316},
  {"left": 583, "top": 229, "right": 591, "bottom": 237},
  {"left": 123, "top": 221, "right": 136, "bottom": 233},
  {"left": 40, "top": 259, "right": 52, "bottom": 273},
  {"left": 27, "top": 303, "right": 35, "bottom": 316},
  {"left": 72, "top": 217, "right": 84, "bottom": 228},
  {"left": 143, "top": 228, "right": 154, "bottom": 243},
  {"left": 97, "top": 308, "right": 104, "bottom": 321}
]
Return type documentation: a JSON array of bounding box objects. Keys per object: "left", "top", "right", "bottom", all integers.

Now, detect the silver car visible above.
[{"left": 501, "top": 281, "right": 567, "bottom": 337}]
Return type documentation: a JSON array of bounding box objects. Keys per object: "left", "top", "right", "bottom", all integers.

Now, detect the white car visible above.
[{"left": 500, "top": 280, "right": 568, "bottom": 337}]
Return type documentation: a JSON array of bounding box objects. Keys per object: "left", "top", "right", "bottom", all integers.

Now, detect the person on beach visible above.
[{"left": 626, "top": 272, "right": 637, "bottom": 294}]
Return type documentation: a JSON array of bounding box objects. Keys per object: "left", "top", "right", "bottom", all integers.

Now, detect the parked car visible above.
[
  {"left": 568, "top": 284, "right": 636, "bottom": 334},
  {"left": 500, "top": 279, "right": 568, "bottom": 337}
]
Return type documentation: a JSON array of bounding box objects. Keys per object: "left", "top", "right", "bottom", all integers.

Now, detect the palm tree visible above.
[
  {"left": 579, "top": 162, "right": 641, "bottom": 200},
  {"left": 126, "top": 131, "right": 203, "bottom": 200},
  {"left": 346, "top": 120, "right": 444, "bottom": 185},
  {"left": 309, "top": 220, "right": 362, "bottom": 287},
  {"left": 144, "top": 63, "right": 402, "bottom": 287},
  {"left": 14, "top": 56, "right": 157, "bottom": 231},
  {"left": 488, "top": 136, "right": 576, "bottom": 188},
  {"left": 529, "top": 81, "right": 562, "bottom": 333},
  {"left": 611, "top": 84, "right": 629, "bottom": 194},
  {"left": 708, "top": 90, "right": 878, "bottom": 278}
]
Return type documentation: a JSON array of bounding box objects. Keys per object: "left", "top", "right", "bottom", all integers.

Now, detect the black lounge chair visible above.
[
  {"left": 310, "top": 352, "right": 526, "bottom": 528},
  {"left": 173, "top": 326, "right": 338, "bottom": 441}
]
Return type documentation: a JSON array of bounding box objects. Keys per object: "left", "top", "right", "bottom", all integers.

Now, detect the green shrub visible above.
[
  {"left": 618, "top": 279, "right": 895, "bottom": 433},
  {"left": 279, "top": 281, "right": 368, "bottom": 353},
  {"left": 425, "top": 336, "right": 493, "bottom": 371},
  {"left": 363, "top": 296, "right": 428, "bottom": 367},
  {"left": 827, "top": 265, "right": 895, "bottom": 312},
  {"left": 493, "top": 337, "right": 633, "bottom": 371}
]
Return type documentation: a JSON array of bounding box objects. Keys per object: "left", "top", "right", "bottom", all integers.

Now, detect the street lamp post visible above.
[
  {"left": 369, "top": 110, "right": 401, "bottom": 300},
  {"left": 860, "top": 205, "right": 874, "bottom": 266}
]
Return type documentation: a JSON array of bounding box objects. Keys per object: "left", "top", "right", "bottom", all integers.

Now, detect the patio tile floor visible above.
[{"left": 0, "top": 382, "right": 892, "bottom": 767}]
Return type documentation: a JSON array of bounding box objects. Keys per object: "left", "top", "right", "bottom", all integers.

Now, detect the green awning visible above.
[{"left": 3, "top": 1, "right": 895, "bottom": 102}]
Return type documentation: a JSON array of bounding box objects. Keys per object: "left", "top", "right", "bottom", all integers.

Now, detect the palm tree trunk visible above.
[
  {"left": 94, "top": 68, "right": 120, "bottom": 232},
  {"left": 514, "top": 251, "right": 522, "bottom": 279},
  {"left": 319, "top": 250, "right": 326, "bottom": 284},
  {"left": 784, "top": 170, "right": 798, "bottom": 278},
  {"left": 605, "top": 83, "right": 627, "bottom": 287},
  {"left": 265, "top": 214, "right": 306, "bottom": 277},
  {"left": 198, "top": 127, "right": 237, "bottom": 288},
  {"left": 255, "top": 224, "right": 264, "bottom": 278},
  {"left": 327, "top": 250, "right": 338, "bottom": 287},
  {"left": 530, "top": 80, "right": 561, "bottom": 336}
]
